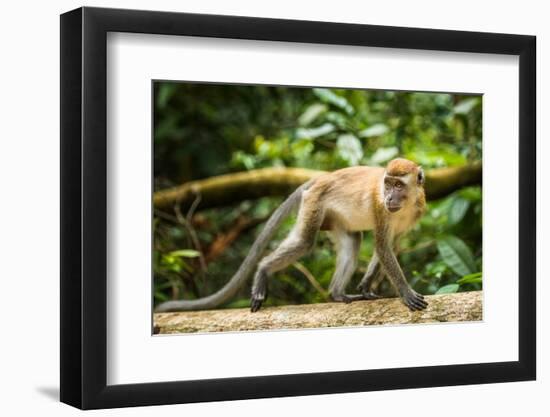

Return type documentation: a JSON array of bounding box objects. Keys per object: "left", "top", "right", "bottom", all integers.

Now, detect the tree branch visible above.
[
  {"left": 154, "top": 163, "right": 481, "bottom": 211},
  {"left": 154, "top": 291, "right": 482, "bottom": 333},
  {"left": 424, "top": 161, "right": 482, "bottom": 200}
]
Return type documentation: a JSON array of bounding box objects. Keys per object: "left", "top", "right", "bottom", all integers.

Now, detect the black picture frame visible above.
[{"left": 60, "top": 6, "right": 536, "bottom": 410}]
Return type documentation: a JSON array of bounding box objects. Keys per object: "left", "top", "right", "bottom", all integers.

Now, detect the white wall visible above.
[{"left": 0, "top": 1, "right": 545, "bottom": 415}]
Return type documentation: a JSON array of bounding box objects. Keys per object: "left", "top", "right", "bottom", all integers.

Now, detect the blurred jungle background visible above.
[{"left": 153, "top": 82, "right": 482, "bottom": 310}]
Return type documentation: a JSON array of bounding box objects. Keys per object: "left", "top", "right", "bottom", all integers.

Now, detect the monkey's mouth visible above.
[{"left": 386, "top": 205, "right": 401, "bottom": 213}]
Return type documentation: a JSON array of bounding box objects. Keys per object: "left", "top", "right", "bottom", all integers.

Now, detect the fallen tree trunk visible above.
[
  {"left": 154, "top": 162, "right": 481, "bottom": 211},
  {"left": 154, "top": 291, "right": 482, "bottom": 334}
]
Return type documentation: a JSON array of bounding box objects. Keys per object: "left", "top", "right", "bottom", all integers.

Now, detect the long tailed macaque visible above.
[{"left": 155, "top": 158, "right": 428, "bottom": 313}]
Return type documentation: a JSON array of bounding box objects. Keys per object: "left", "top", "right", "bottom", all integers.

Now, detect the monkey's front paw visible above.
[{"left": 401, "top": 290, "right": 428, "bottom": 311}]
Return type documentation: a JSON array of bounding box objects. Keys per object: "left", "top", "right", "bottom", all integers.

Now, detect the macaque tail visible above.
[{"left": 154, "top": 183, "right": 308, "bottom": 312}]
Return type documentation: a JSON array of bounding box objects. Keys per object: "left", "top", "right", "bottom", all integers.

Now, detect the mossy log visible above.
[
  {"left": 153, "top": 162, "right": 481, "bottom": 211},
  {"left": 154, "top": 291, "right": 482, "bottom": 334}
]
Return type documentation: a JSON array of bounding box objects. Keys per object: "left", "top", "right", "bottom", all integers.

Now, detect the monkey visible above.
[{"left": 155, "top": 158, "right": 428, "bottom": 313}]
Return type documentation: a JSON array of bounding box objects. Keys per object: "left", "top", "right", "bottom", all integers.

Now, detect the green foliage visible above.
[
  {"left": 336, "top": 134, "right": 363, "bottom": 166},
  {"left": 436, "top": 284, "right": 460, "bottom": 294},
  {"left": 313, "top": 88, "right": 355, "bottom": 115},
  {"left": 169, "top": 249, "right": 201, "bottom": 258},
  {"left": 457, "top": 272, "right": 483, "bottom": 285},
  {"left": 437, "top": 236, "right": 476, "bottom": 276},
  {"left": 153, "top": 83, "right": 482, "bottom": 307}
]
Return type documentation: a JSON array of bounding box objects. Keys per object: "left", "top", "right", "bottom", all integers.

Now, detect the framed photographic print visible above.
[{"left": 60, "top": 6, "right": 536, "bottom": 410}]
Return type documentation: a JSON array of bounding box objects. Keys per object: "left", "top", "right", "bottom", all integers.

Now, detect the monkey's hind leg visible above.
[
  {"left": 328, "top": 230, "right": 366, "bottom": 303},
  {"left": 250, "top": 229, "right": 318, "bottom": 312},
  {"left": 250, "top": 189, "right": 323, "bottom": 312}
]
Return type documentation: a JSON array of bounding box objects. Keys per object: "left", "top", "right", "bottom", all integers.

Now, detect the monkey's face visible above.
[{"left": 383, "top": 176, "right": 409, "bottom": 213}]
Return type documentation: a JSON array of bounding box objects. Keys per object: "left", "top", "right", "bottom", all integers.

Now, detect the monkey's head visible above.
[{"left": 382, "top": 158, "right": 425, "bottom": 213}]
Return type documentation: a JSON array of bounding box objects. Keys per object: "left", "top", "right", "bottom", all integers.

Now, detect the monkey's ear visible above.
[{"left": 417, "top": 167, "right": 425, "bottom": 185}]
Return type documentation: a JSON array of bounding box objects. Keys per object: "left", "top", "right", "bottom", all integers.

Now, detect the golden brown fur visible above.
[
  {"left": 306, "top": 164, "right": 425, "bottom": 235},
  {"left": 386, "top": 158, "right": 420, "bottom": 177}
]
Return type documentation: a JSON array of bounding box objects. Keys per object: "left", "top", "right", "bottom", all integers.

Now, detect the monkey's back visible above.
[{"left": 307, "top": 166, "right": 385, "bottom": 232}]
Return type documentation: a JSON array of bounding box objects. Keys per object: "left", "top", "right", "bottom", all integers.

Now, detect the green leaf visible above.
[
  {"left": 359, "top": 123, "right": 389, "bottom": 138},
  {"left": 313, "top": 88, "right": 354, "bottom": 115},
  {"left": 449, "top": 197, "right": 470, "bottom": 225},
  {"left": 459, "top": 187, "right": 482, "bottom": 202},
  {"left": 298, "top": 103, "right": 327, "bottom": 126},
  {"left": 295, "top": 123, "right": 335, "bottom": 139},
  {"left": 163, "top": 259, "right": 182, "bottom": 273},
  {"left": 437, "top": 236, "right": 476, "bottom": 276},
  {"left": 436, "top": 283, "right": 459, "bottom": 294},
  {"left": 231, "top": 151, "right": 256, "bottom": 170},
  {"left": 406, "top": 148, "right": 467, "bottom": 167},
  {"left": 457, "top": 272, "right": 482, "bottom": 285},
  {"left": 454, "top": 98, "right": 480, "bottom": 115},
  {"left": 369, "top": 146, "right": 399, "bottom": 165},
  {"left": 169, "top": 249, "right": 201, "bottom": 258},
  {"left": 337, "top": 134, "right": 363, "bottom": 166},
  {"left": 324, "top": 111, "right": 348, "bottom": 128},
  {"left": 290, "top": 139, "right": 314, "bottom": 160}
]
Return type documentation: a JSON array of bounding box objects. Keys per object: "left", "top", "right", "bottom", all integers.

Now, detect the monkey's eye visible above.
[{"left": 395, "top": 182, "right": 403, "bottom": 189}]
